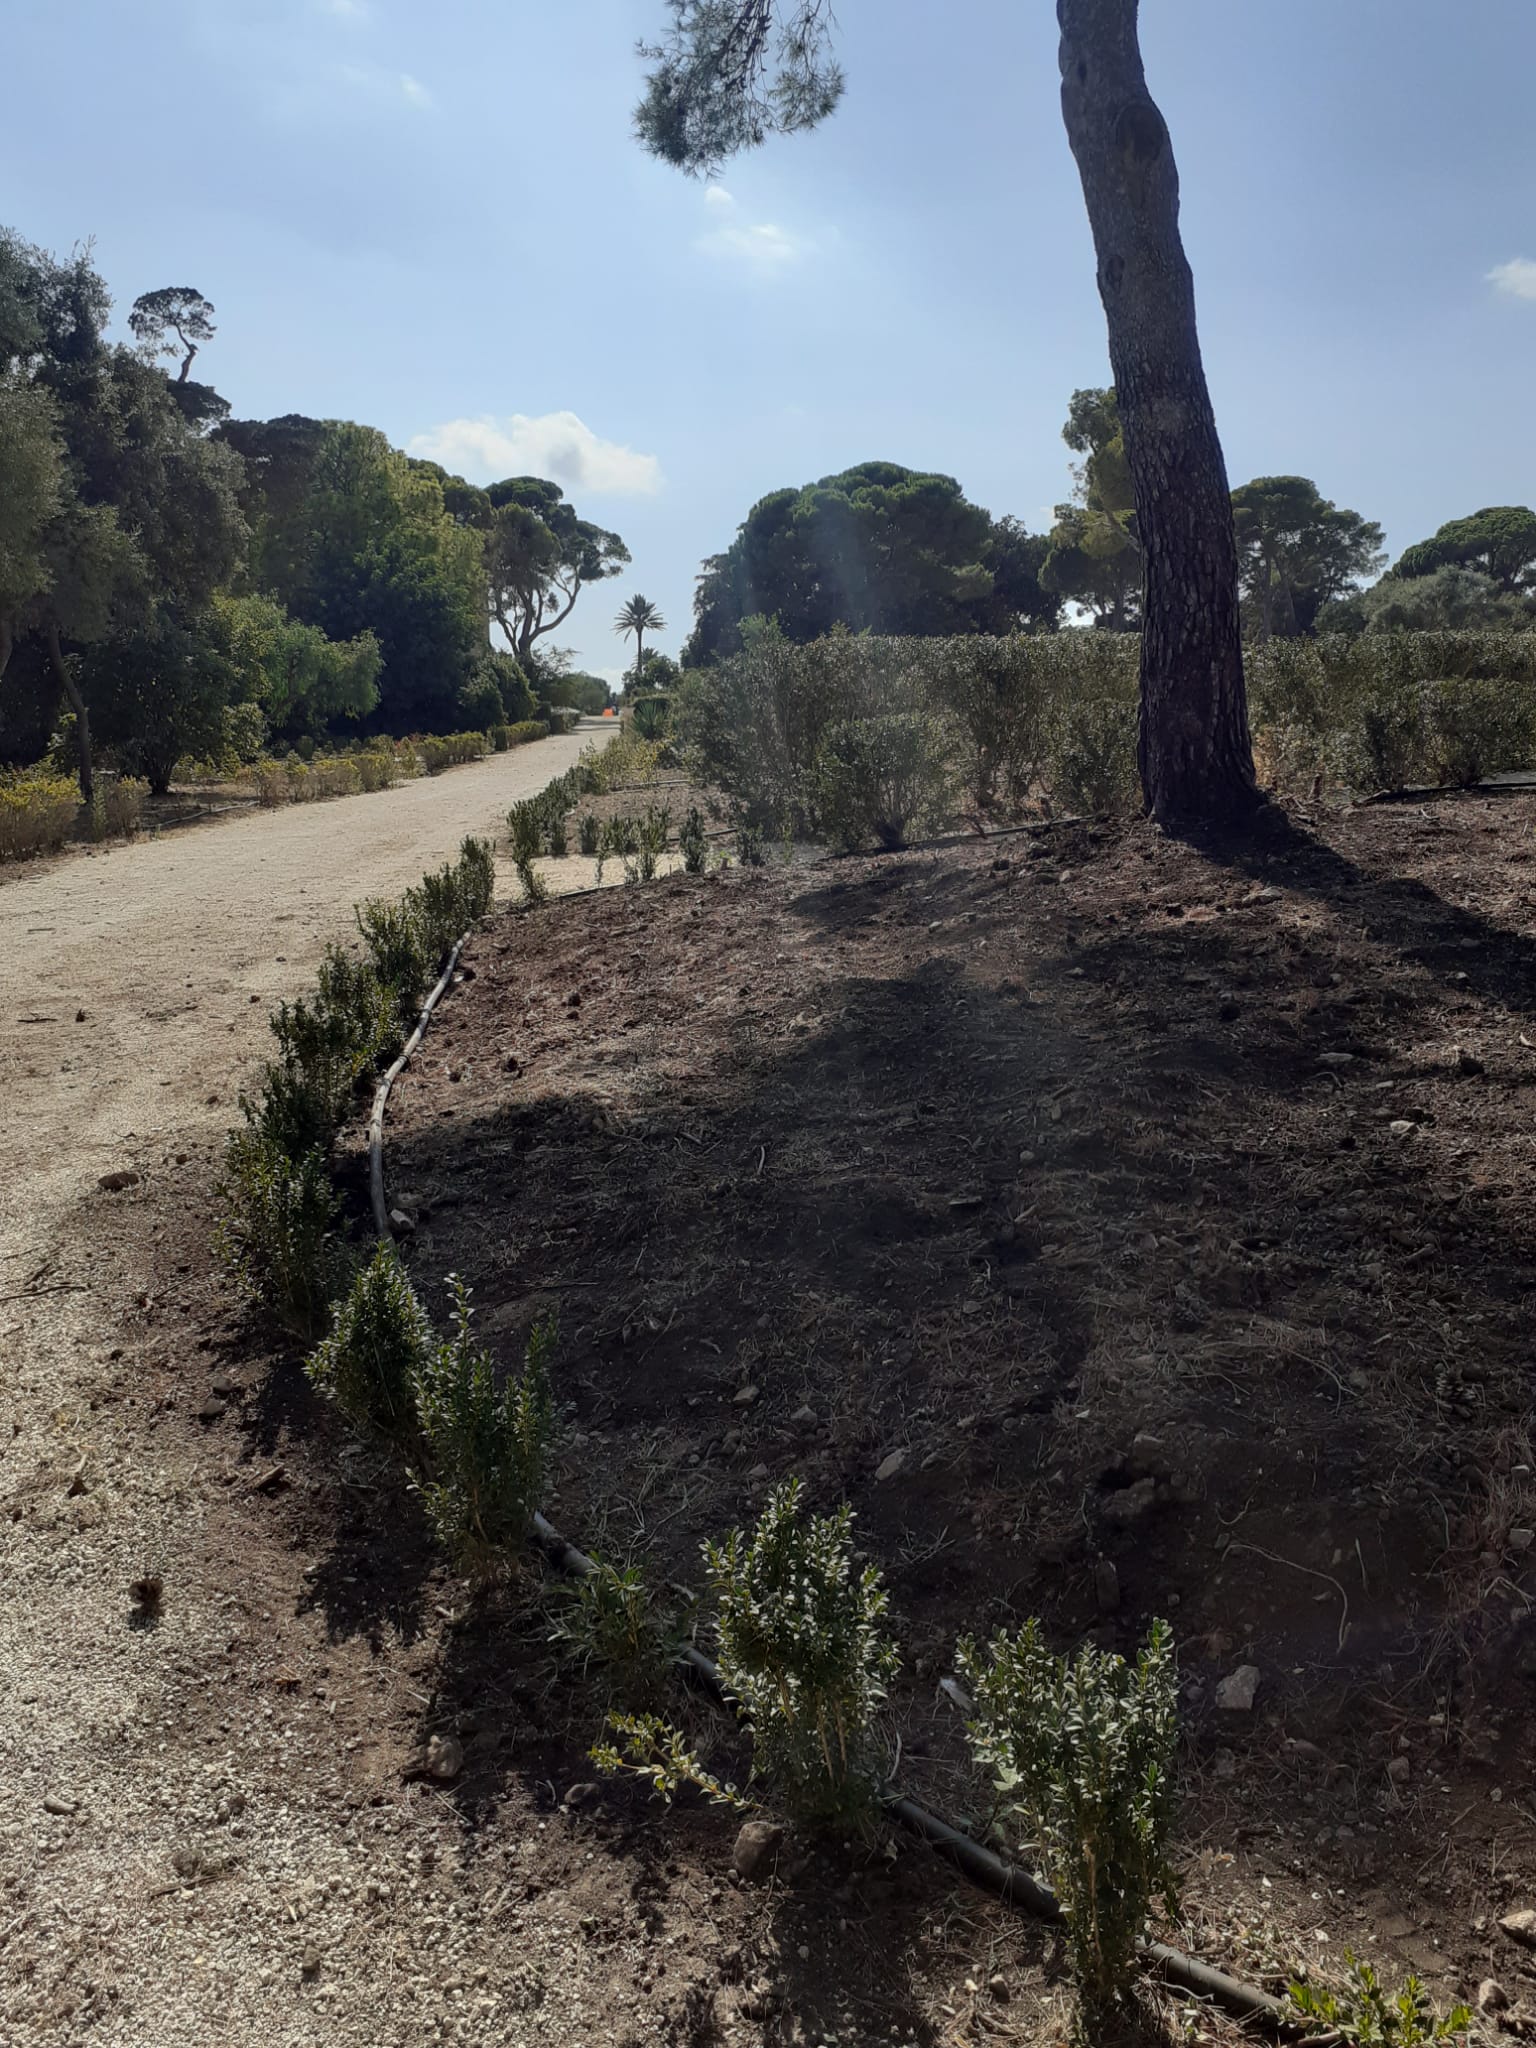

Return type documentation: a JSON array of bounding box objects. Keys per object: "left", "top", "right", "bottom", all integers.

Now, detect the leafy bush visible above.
[
  {"left": 507, "top": 799, "right": 546, "bottom": 903},
  {"left": 815, "top": 711, "right": 961, "bottom": 850},
  {"left": 0, "top": 771, "right": 78, "bottom": 861},
  {"left": 307, "top": 1243, "right": 432, "bottom": 1440},
  {"left": 489, "top": 721, "right": 511, "bottom": 752},
  {"left": 405, "top": 838, "right": 495, "bottom": 960},
  {"left": 545, "top": 806, "right": 569, "bottom": 857},
  {"left": 957, "top": 1618, "right": 1178, "bottom": 2030},
  {"left": 631, "top": 694, "right": 671, "bottom": 741},
  {"left": 504, "top": 719, "right": 550, "bottom": 746},
  {"left": 593, "top": 1714, "right": 746, "bottom": 1809},
  {"left": 356, "top": 896, "right": 431, "bottom": 1030},
  {"left": 305, "top": 756, "right": 362, "bottom": 800},
  {"left": 549, "top": 1555, "right": 680, "bottom": 1702},
  {"left": 704, "top": 1479, "right": 899, "bottom": 1825},
  {"left": 578, "top": 813, "right": 600, "bottom": 857},
  {"left": 412, "top": 1283, "right": 556, "bottom": 1574},
  {"left": 1287, "top": 1956, "right": 1471, "bottom": 2045},
  {"left": 735, "top": 821, "right": 766, "bottom": 867},
  {"left": 1047, "top": 673, "right": 1141, "bottom": 814},
  {"left": 217, "top": 1132, "right": 339, "bottom": 1337},
  {"left": 356, "top": 747, "right": 398, "bottom": 793},
  {"left": 419, "top": 737, "right": 451, "bottom": 777},
  {"left": 679, "top": 806, "right": 708, "bottom": 874},
  {"left": 101, "top": 775, "right": 148, "bottom": 838},
  {"left": 253, "top": 761, "right": 291, "bottom": 807}
]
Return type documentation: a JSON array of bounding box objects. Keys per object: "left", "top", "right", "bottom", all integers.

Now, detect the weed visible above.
[
  {"left": 307, "top": 1243, "right": 433, "bottom": 1440},
  {"left": 957, "top": 1618, "right": 1179, "bottom": 2033},
  {"left": 1287, "top": 1955, "right": 1471, "bottom": 2044},
  {"left": 591, "top": 1713, "right": 747, "bottom": 1809},
  {"left": 412, "top": 1283, "right": 556, "bottom": 1574},
  {"left": 549, "top": 1555, "right": 680, "bottom": 1702},
  {"left": 217, "top": 1132, "right": 339, "bottom": 1337},
  {"left": 704, "top": 1479, "right": 898, "bottom": 1826}
]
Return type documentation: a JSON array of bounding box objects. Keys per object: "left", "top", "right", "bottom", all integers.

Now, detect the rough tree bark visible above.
[
  {"left": 1057, "top": 0, "right": 1259, "bottom": 827},
  {"left": 45, "top": 622, "right": 94, "bottom": 805}
]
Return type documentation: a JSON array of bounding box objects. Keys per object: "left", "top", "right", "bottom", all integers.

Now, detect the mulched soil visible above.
[{"left": 374, "top": 791, "right": 1536, "bottom": 2033}]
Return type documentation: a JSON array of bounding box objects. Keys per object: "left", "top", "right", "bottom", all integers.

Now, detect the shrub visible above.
[
  {"left": 814, "top": 711, "right": 961, "bottom": 850},
  {"left": 549, "top": 1556, "right": 680, "bottom": 1702},
  {"left": 0, "top": 771, "right": 78, "bottom": 861},
  {"left": 411, "top": 1282, "right": 556, "bottom": 1574},
  {"left": 1047, "top": 676, "right": 1141, "bottom": 814},
  {"left": 307, "top": 1243, "right": 432, "bottom": 1440},
  {"left": 679, "top": 806, "right": 708, "bottom": 874},
  {"left": 457, "top": 833, "right": 496, "bottom": 920},
  {"left": 489, "top": 722, "right": 512, "bottom": 752},
  {"left": 504, "top": 719, "right": 550, "bottom": 746},
  {"left": 1286, "top": 1956, "right": 1471, "bottom": 2045},
  {"left": 420, "top": 737, "right": 451, "bottom": 777},
  {"left": 356, "top": 748, "right": 398, "bottom": 793},
  {"left": 102, "top": 775, "right": 148, "bottom": 837},
  {"left": 406, "top": 837, "right": 495, "bottom": 961},
  {"left": 253, "top": 760, "right": 291, "bottom": 807},
  {"left": 545, "top": 807, "right": 569, "bottom": 857},
  {"left": 593, "top": 1714, "right": 746, "bottom": 1808},
  {"left": 957, "top": 1618, "right": 1178, "bottom": 2030},
  {"left": 356, "top": 896, "right": 431, "bottom": 1030},
  {"left": 735, "top": 821, "right": 765, "bottom": 867},
  {"left": 631, "top": 694, "right": 671, "bottom": 741},
  {"left": 578, "top": 813, "right": 600, "bottom": 857},
  {"left": 704, "top": 1479, "right": 898, "bottom": 1826},
  {"left": 507, "top": 799, "right": 546, "bottom": 903},
  {"left": 251, "top": 944, "right": 396, "bottom": 1157},
  {"left": 217, "top": 1132, "right": 339, "bottom": 1337},
  {"left": 305, "top": 756, "right": 362, "bottom": 800}
]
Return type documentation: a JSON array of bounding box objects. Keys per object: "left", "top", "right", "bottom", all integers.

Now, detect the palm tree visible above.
[{"left": 614, "top": 593, "right": 666, "bottom": 691}]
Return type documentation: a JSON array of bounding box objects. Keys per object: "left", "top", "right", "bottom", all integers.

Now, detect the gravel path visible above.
[{"left": 0, "top": 736, "right": 614, "bottom": 2048}]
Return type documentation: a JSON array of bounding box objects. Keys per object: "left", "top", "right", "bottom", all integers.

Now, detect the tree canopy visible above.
[
  {"left": 684, "top": 461, "right": 1055, "bottom": 664},
  {"left": 1040, "top": 388, "right": 1140, "bottom": 629},
  {"left": 1392, "top": 507, "right": 1536, "bottom": 594},
  {"left": 1230, "top": 475, "right": 1384, "bottom": 640}
]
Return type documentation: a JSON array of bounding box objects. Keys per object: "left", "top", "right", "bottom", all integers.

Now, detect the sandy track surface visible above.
[{"left": 0, "top": 735, "right": 619, "bottom": 2047}]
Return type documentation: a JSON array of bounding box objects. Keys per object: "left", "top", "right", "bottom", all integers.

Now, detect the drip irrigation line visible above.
[{"left": 369, "top": 929, "right": 1306, "bottom": 2042}]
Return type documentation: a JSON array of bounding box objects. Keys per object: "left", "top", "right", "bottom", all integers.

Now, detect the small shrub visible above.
[
  {"left": 456, "top": 834, "right": 496, "bottom": 922},
  {"left": 411, "top": 1282, "right": 556, "bottom": 1574},
  {"left": 103, "top": 775, "right": 148, "bottom": 837},
  {"left": 957, "top": 1618, "right": 1178, "bottom": 2031},
  {"left": 578, "top": 814, "right": 600, "bottom": 857},
  {"left": 507, "top": 799, "right": 546, "bottom": 902},
  {"left": 307, "top": 1243, "right": 432, "bottom": 1440},
  {"left": 216, "top": 1132, "right": 338, "bottom": 1337},
  {"left": 420, "top": 737, "right": 451, "bottom": 776},
  {"left": 356, "top": 896, "right": 431, "bottom": 1029},
  {"left": 1286, "top": 1955, "right": 1471, "bottom": 2044},
  {"left": 306, "top": 756, "right": 362, "bottom": 800},
  {"left": 489, "top": 722, "right": 512, "bottom": 752},
  {"left": 679, "top": 807, "right": 708, "bottom": 874},
  {"left": 505, "top": 718, "right": 550, "bottom": 746},
  {"left": 735, "top": 821, "right": 765, "bottom": 867},
  {"left": 814, "top": 711, "right": 962, "bottom": 851},
  {"left": 549, "top": 1555, "right": 680, "bottom": 1702},
  {"left": 356, "top": 748, "right": 398, "bottom": 793},
  {"left": 253, "top": 760, "right": 291, "bottom": 807},
  {"left": 546, "top": 808, "right": 569, "bottom": 857},
  {"left": 405, "top": 840, "right": 493, "bottom": 961},
  {"left": 0, "top": 771, "right": 78, "bottom": 861},
  {"left": 1048, "top": 683, "right": 1141, "bottom": 814},
  {"left": 704, "top": 1479, "right": 898, "bottom": 1825},
  {"left": 592, "top": 1714, "right": 746, "bottom": 1808},
  {"left": 631, "top": 694, "right": 671, "bottom": 741}
]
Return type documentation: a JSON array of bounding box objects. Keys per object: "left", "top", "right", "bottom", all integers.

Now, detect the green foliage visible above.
[
  {"left": 1041, "top": 388, "right": 1141, "bottom": 631},
  {"left": 577, "top": 813, "right": 601, "bottom": 857},
  {"left": 479, "top": 476, "right": 629, "bottom": 671},
  {"left": 549, "top": 1556, "right": 681, "bottom": 1702},
  {"left": 210, "top": 590, "right": 380, "bottom": 736},
  {"left": 411, "top": 1283, "right": 556, "bottom": 1574},
  {"left": 1394, "top": 505, "right": 1536, "bottom": 594},
  {"left": 355, "top": 895, "right": 431, "bottom": 1029},
  {"left": 1232, "top": 474, "right": 1384, "bottom": 639},
  {"left": 1286, "top": 1956, "right": 1471, "bottom": 2044},
  {"left": 507, "top": 798, "right": 547, "bottom": 902},
  {"left": 217, "top": 1132, "right": 338, "bottom": 1337},
  {"left": 591, "top": 1713, "right": 746, "bottom": 1809},
  {"left": 957, "top": 1619, "right": 1179, "bottom": 2028},
  {"left": 679, "top": 805, "right": 708, "bottom": 873},
  {"left": 735, "top": 820, "right": 765, "bottom": 866},
  {"left": 0, "top": 768, "right": 77, "bottom": 860},
  {"left": 545, "top": 804, "right": 569, "bottom": 857},
  {"left": 814, "top": 710, "right": 961, "bottom": 850},
  {"left": 704, "top": 1479, "right": 898, "bottom": 1825},
  {"left": 306, "top": 1243, "right": 432, "bottom": 1440},
  {"left": 404, "top": 837, "right": 495, "bottom": 961},
  {"left": 504, "top": 717, "right": 551, "bottom": 745},
  {"left": 630, "top": 692, "right": 671, "bottom": 741}
]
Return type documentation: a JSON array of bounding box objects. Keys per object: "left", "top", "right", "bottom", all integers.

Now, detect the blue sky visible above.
[{"left": 5, "top": 0, "right": 1535, "bottom": 679}]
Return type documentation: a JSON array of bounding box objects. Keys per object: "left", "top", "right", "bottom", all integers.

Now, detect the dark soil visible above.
[{"left": 377, "top": 794, "right": 1536, "bottom": 2029}]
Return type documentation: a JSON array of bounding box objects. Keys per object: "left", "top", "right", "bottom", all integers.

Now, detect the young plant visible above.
[
  {"left": 735, "top": 821, "right": 765, "bottom": 868},
  {"left": 306, "top": 1242, "right": 433, "bottom": 1440},
  {"left": 679, "top": 806, "right": 708, "bottom": 874},
  {"left": 356, "top": 896, "right": 431, "bottom": 1031},
  {"left": 704, "top": 1480, "right": 899, "bottom": 1826},
  {"left": 577, "top": 813, "right": 600, "bottom": 857},
  {"left": 591, "top": 1714, "right": 746, "bottom": 1809},
  {"left": 411, "top": 1283, "right": 555, "bottom": 1575},
  {"left": 507, "top": 799, "right": 547, "bottom": 904},
  {"left": 545, "top": 805, "right": 570, "bottom": 857},
  {"left": 1287, "top": 1957, "right": 1471, "bottom": 2045},
  {"left": 216, "top": 1132, "right": 339, "bottom": 1338},
  {"left": 456, "top": 834, "right": 497, "bottom": 922},
  {"left": 549, "top": 1555, "right": 680, "bottom": 1702},
  {"left": 956, "top": 1618, "right": 1179, "bottom": 2033}
]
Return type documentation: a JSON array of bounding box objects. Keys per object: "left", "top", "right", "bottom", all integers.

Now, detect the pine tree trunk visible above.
[
  {"left": 46, "top": 622, "right": 94, "bottom": 806},
  {"left": 1057, "top": 0, "right": 1258, "bottom": 828}
]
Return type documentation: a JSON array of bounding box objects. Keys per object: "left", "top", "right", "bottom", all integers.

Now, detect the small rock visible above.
[
  {"left": 733, "top": 1819, "right": 785, "bottom": 1882},
  {"left": 1216, "top": 1664, "right": 1261, "bottom": 1712},
  {"left": 195, "top": 1395, "right": 227, "bottom": 1422},
  {"left": 1101, "top": 1476, "right": 1157, "bottom": 1526},
  {"left": 98, "top": 1169, "right": 140, "bottom": 1192},
  {"left": 1387, "top": 1754, "right": 1411, "bottom": 1786},
  {"left": 875, "top": 1449, "right": 906, "bottom": 1482},
  {"left": 563, "top": 1781, "right": 601, "bottom": 1810},
  {"left": 1509, "top": 1528, "right": 1534, "bottom": 1553},
  {"left": 210, "top": 1370, "right": 238, "bottom": 1397},
  {"left": 1499, "top": 1909, "right": 1536, "bottom": 1947},
  {"left": 1094, "top": 1558, "right": 1121, "bottom": 1615},
  {"left": 425, "top": 1733, "right": 463, "bottom": 1782},
  {"left": 1480, "top": 1979, "right": 1512, "bottom": 2014},
  {"left": 733, "top": 1385, "right": 759, "bottom": 1407},
  {"left": 43, "top": 1793, "right": 78, "bottom": 1817},
  {"left": 75, "top": 1009, "right": 86, "bottom": 1023},
  {"left": 790, "top": 1405, "right": 818, "bottom": 1426},
  {"left": 389, "top": 1208, "right": 417, "bottom": 1234},
  {"left": 988, "top": 1974, "right": 1010, "bottom": 2002},
  {"left": 747, "top": 1462, "right": 770, "bottom": 1482},
  {"left": 1387, "top": 1119, "right": 1417, "bottom": 1137},
  {"left": 948, "top": 1193, "right": 984, "bottom": 1213},
  {"left": 301, "top": 1947, "right": 322, "bottom": 1980}
]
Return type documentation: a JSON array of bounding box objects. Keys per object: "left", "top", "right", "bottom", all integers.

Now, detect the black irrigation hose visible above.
[{"left": 376, "top": 935, "right": 1301, "bottom": 2042}]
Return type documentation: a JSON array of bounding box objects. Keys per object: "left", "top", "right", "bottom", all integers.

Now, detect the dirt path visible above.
[{"left": 0, "top": 735, "right": 626, "bottom": 2048}]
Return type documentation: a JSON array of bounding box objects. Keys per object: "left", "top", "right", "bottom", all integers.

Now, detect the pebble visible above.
[
  {"left": 1216, "top": 1664, "right": 1261, "bottom": 1712},
  {"left": 98, "top": 1169, "right": 141, "bottom": 1192},
  {"left": 390, "top": 1208, "right": 417, "bottom": 1235},
  {"left": 875, "top": 1450, "right": 906, "bottom": 1482},
  {"left": 733, "top": 1385, "right": 759, "bottom": 1407},
  {"left": 732, "top": 1819, "right": 784, "bottom": 1883},
  {"left": 1480, "top": 1979, "right": 1512, "bottom": 2013},
  {"left": 196, "top": 1395, "right": 228, "bottom": 1422},
  {"left": 1101, "top": 1477, "right": 1156, "bottom": 1526},
  {"left": 748, "top": 1463, "right": 770, "bottom": 1482},
  {"left": 1387, "top": 1755, "right": 1411, "bottom": 1786},
  {"left": 790, "top": 1405, "right": 818, "bottom": 1426},
  {"left": 43, "top": 1793, "right": 78, "bottom": 1816},
  {"left": 1500, "top": 1908, "right": 1536, "bottom": 1947},
  {"left": 1094, "top": 1558, "right": 1121, "bottom": 1614},
  {"left": 426, "top": 1734, "right": 464, "bottom": 1782},
  {"left": 988, "top": 1975, "right": 1009, "bottom": 2003},
  {"left": 210, "top": 1369, "right": 238, "bottom": 1397}
]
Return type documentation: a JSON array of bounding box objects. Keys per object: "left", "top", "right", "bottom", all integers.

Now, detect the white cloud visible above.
[
  {"left": 408, "top": 412, "right": 663, "bottom": 497},
  {"left": 334, "top": 62, "right": 433, "bottom": 111},
  {"left": 398, "top": 71, "right": 432, "bottom": 107},
  {"left": 1488, "top": 257, "right": 1536, "bottom": 302},
  {"left": 696, "top": 186, "right": 817, "bottom": 277},
  {"left": 319, "top": 0, "right": 370, "bottom": 19}
]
